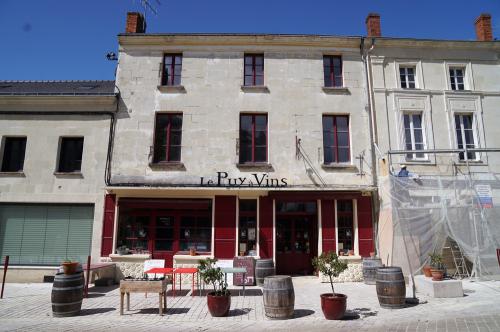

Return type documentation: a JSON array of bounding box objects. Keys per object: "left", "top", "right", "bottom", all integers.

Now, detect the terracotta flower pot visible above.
[
  {"left": 370, "top": 252, "right": 376, "bottom": 258},
  {"left": 422, "top": 265, "right": 432, "bottom": 278},
  {"left": 189, "top": 248, "right": 196, "bottom": 256},
  {"left": 320, "top": 293, "right": 347, "bottom": 320},
  {"left": 61, "top": 262, "right": 79, "bottom": 275},
  {"left": 430, "top": 269, "right": 444, "bottom": 281},
  {"left": 207, "top": 292, "right": 231, "bottom": 317},
  {"left": 348, "top": 250, "right": 354, "bottom": 256}
]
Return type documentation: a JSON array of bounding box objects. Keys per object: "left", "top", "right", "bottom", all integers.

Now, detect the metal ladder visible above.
[{"left": 449, "top": 238, "right": 470, "bottom": 279}]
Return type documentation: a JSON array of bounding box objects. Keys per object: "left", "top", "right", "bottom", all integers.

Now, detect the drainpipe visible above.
[{"left": 361, "top": 37, "right": 380, "bottom": 257}]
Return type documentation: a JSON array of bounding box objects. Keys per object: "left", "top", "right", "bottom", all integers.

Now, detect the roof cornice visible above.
[
  {"left": 118, "top": 34, "right": 362, "bottom": 48},
  {"left": 0, "top": 95, "right": 118, "bottom": 112},
  {"left": 369, "top": 37, "right": 500, "bottom": 50}
]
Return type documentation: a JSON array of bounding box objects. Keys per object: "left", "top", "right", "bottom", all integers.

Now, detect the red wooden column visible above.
[
  {"left": 101, "top": 194, "right": 117, "bottom": 256},
  {"left": 214, "top": 196, "right": 237, "bottom": 259},
  {"left": 259, "top": 196, "right": 273, "bottom": 259},
  {"left": 357, "top": 195, "right": 374, "bottom": 257},
  {"left": 321, "top": 199, "right": 336, "bottom": 253}
]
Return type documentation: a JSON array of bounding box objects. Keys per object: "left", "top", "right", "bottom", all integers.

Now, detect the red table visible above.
[
  {"left": 174, "top": 267, "right": 199, "bottom": 297},
  {"left": 144, "top": 267, "right": 199, "bottom": 297}
]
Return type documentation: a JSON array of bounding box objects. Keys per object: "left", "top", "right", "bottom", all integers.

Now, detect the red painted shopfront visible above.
[{"left": 101, "top": 191, "right": 374, "bottom": 275}]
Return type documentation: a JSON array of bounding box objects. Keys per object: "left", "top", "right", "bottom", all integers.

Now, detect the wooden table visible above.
[{"left": 119, "top": 279, "right": 168, "bottom": 316}]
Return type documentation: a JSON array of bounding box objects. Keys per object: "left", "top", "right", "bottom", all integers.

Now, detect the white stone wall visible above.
[
  {"left": 112, "top": 42, "right": 373, "bottom": 189},
  {"left": 0, "top": 113, "right": 111, "bottom": 262},
  {"left": 319, "top": 262, "right": 363, "bottom": 283}
]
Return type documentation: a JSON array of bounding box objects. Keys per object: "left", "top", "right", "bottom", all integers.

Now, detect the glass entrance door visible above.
[{"left": 275, "top": 206, "right": 317, "bottom": 275}]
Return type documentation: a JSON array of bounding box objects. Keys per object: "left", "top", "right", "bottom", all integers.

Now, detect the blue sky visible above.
[{"left": 1, "top": 0, "right": 499, "bottom": 81}]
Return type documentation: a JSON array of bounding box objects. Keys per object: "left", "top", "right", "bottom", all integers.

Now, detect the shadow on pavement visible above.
[
  {"left": 79, "top": 308, "right": 116, "bottom": 315},
  {"left": 292, "top": 309, "right": 315, "bottom": 318},
  {"left": 165, "top": 307, "right": 190, "bottom": 315},
  {"left": 229, "top": 308, "right": 252, "bottom": 316}
]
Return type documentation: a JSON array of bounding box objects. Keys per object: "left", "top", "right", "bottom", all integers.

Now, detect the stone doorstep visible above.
[{"left": 413, "top": 274, "right": 464, "bottom": 298}]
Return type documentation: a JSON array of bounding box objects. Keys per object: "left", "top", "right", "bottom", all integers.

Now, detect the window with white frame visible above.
[
  {"left": 454, "top": 114, "right": 477, "bottom": 161},
  {"left": 399, "top": 66, "right": 416, "bottom": 89},
  {"left": 403, "top": 113, "right": 426, "bottom": 160},
  {"left": 449, "top": 67, "right": 465, "bottom": 91}
]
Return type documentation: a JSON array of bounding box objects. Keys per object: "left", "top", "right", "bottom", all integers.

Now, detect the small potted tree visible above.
[
  {"left": 312, "top": 251, "right": 348, "bottom": 320},
  {"left": 429, "top": 252, "right": 445, "bottom": 281},
  {"left": 198, "top": 258, "right": 231, "bottom": 317}
]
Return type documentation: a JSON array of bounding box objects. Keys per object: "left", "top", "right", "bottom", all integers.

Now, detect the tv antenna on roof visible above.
[{"left": 135, "top": 0, "right": 161, "bottom": 17}]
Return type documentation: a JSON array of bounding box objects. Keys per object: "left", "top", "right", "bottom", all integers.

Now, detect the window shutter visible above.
[
  {"left": 101, "top": 194, "right": 116, "bottom": 256},
  {"left": 43, "top": 206, "right": 71, "bottom": 265},
  {"left": 214, "top": 196, "right": 237, "bottom": 259},
  {"left": 66, "top": 205, "right": 94, "bottom": 262},
  {"left": 357, "top": 196, "right": 374, "bottom": 257},
  {"left": 321, "top": 200, "right": 336, "bottom": 253},
  {"left": 20, "top": 206, "right": 47, "bottom": 265},
  {"left": 259, "top": 196, "right": 273, "bottom": 259},
  {"left": 0, "top": 206, "right": 25, "bottom": 265}
]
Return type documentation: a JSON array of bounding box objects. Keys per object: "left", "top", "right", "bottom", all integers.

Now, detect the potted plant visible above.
[
  {"left": 61, "top": 260, "right": 79, "bottom": 275},
  {"left": 189, "top": 247, "right": 196, "bottom": 256},
  {"left": 312, "top": 251, "right": 349, "bottom": 320},
  {"left": 429, "top": 252, "right": 445, "bottom": 281},
  {"left": 198, "top": 258, "right": 231, "bottom": 317}
]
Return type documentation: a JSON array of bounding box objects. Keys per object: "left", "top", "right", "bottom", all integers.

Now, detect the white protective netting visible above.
[{"left": 381, "top": 173, "right": 500, "bottom": 280}]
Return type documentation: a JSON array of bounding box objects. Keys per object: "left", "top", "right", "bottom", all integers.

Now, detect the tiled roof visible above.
[{"left": 0, "top": 80, "right": 116, "bottom": 96}]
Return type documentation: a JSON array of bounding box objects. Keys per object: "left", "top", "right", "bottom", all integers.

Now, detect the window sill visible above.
[
  {"left": 54, "top": 172, "right": 83, "bottom": 178},
  {"left": 157, "top": 85, "right": 186, "bottom": 93},
  {"left": 322, "top": 87, "right": 350, "bottom": 94},
  {"left": 149, "top": 162, "right": 186, "bottom": 171},
  {"left": 236, "top": 163, "right": 274, "bottom": 171},
  {"left": 321, "top": 163, "right": 357, "bottom": 171},
  {"left": 0, "top": 171, "right": 25, "bottom": 177},
  {"left": 455, "top": 160, "right": 485, "bottom": 166},
  {"left": 241, "top": 85, "right": 270, "bottom": 93}
]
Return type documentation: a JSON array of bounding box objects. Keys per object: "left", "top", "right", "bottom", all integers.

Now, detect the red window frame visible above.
[
  {"left": 161, "top": 54, "right": 182, "bottom": 86},
  {"left": 153, "top": 113, "right": 182, "bottom": 163},
  {"left": 239, "top": 113, "right": 268, "bottom": 163},
  {"left": 244, "top": 54, "right": 264, "bottom": 86},
  {"left": 322, "top": 115, "right": 350, "bottom": 164},
  {"left": 323, "top": 55, "right": 343, "bottom": 88}
]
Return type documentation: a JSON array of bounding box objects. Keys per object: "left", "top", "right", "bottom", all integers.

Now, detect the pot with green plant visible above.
[
  {"left": 198, "top": 258, "right": 231, "bottom": 317},
  {"left": 429, "top": 252, "right": 445, "bottom": 281},
  {"left": 312, "top": 251, "right": 349, "bottom": 320}
]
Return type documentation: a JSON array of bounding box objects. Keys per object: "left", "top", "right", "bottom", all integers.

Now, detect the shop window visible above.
[
  {"left": 239, "top": 114, "right": 267, "bottom": 163},
  {"left": 238, "top": 200, "right": 257, "bottom": 256},
  {"left": 276, "top": 202, "right": 317, "bottom": 214},
  {"left": 323, "top": 55, "right": 343, "bottom": 88},
  {"left": 117, "top": 215, "right": 150, "bottom": 253},
  {"left": 58, "top": 137, "right": 84, "bottom": 173},
  {"left": 153, "top": 113, "right": 183, "bottom": 163},
  {"left": 1, "top": 137, "right": 27, "bottom": 172},
  {"left": 179, "top": 216, "right": 211, "bottom": 252},
  {"left": 322, "top": 115, "right": 350, "bottom": 164},
  {"left": 161, "top": 54, "right": 182, "bottom": 86},
  {"left": 337, "top": 200, "right": 354, "bottom": 254},
  {"left": 244, "top": 54, "right": 264, "bottom": 86}
]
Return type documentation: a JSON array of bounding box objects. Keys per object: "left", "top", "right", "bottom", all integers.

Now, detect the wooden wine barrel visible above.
[
  {"left": 256, "top": 259, "right": 275, "bottom": 286},
  {"left": 376, "top": 267, "right": 406, "bottom": 309},
  {"left": 363, "top": 258, "right": 383, "bottom": 285},
  {"left": 263, "top": 275, "right": 294, "bottom": 319},
  {"left": 51, "top": 272, "right": 84, "bottom": 317}
]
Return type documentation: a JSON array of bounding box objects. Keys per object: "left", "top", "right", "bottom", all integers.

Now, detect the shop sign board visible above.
[{"left": 200, "top": 171, "right": 287, "bottom": 188}]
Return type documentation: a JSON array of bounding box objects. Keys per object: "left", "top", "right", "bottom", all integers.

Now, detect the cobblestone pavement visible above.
[{"left": 1, "top": 277, "right": 499, "bottom": 331}]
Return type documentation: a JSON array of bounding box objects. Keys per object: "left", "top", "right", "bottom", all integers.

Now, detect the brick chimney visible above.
[
  {"left": 126, "top": 12, "right": 146, "bottom": 33},
  {"left": 366, "top": 13, "right": 381, "bottom": 37},
  {"left": 475, "top": 14, "right": 493, "bottom": 41}
]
